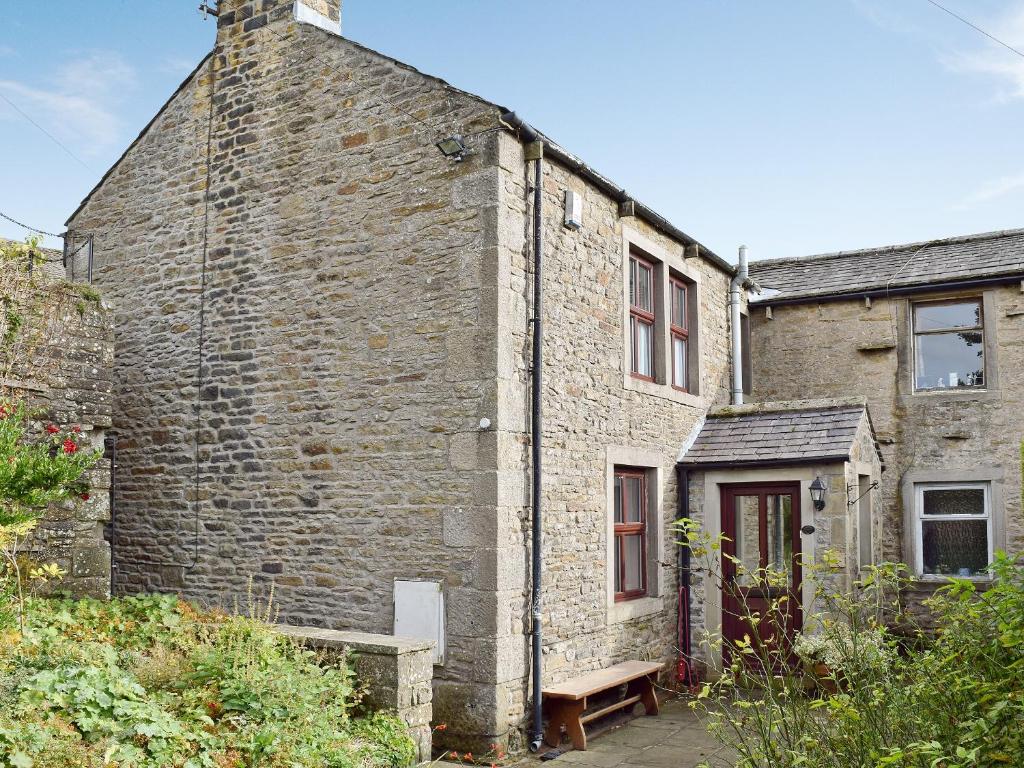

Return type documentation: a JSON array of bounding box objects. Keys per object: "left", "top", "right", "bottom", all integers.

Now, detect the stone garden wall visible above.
[
  {"left": 1, "top": 255, "right": 114, "bottom": 598},
  {"left": 278, "top": 625, "right": 434, "bottom": 762}
]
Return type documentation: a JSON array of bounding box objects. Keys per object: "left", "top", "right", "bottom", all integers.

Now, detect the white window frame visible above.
[
  {"left": 911, "top": 297, "right": 986, "bottom": 393},
  {"left": 913, "top": 482, "right": 993, "bottom": 580}
]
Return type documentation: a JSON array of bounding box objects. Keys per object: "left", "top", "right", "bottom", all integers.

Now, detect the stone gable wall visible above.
[
  {"left": 68, "top": 0, "right": 508, "bottom": 749},
  {"left": 749, "top": 286, "right": 1024, "bottom": 584}
]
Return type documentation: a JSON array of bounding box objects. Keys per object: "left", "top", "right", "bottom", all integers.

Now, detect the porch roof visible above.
[{"left": 679, "top": 398, "right": 877, "bottom": 469}]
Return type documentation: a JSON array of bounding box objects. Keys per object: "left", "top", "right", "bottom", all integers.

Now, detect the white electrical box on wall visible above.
[
  {"left": 393, "top": 579, "right": 445, "bottom": 664},
  {"left": 564, "top": 190, "right": 583, "bottom": 230}
]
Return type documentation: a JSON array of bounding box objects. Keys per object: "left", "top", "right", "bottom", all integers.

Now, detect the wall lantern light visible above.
[
  {"left": 809, "top": 476, "right": 827, "bottom": 512},
  {"left": 436, "top": 135, "right": 467, "bottom": 162}
]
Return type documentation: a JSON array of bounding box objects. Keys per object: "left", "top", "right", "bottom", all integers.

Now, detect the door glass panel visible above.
[
  {"left": 733, "top": 495, "right": 760, "bottom": 586},
  {"left": 766, "top": 494, "right": 793, "bottom": 582},
  {"left": 622, "top": 534, "right": 644, "bottom": 592}
]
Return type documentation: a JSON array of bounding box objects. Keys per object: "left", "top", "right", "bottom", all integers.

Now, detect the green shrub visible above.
[
  {"left": 684, "top": 532, "right": 1024, "bottom": 767},
  {"left": 0, "top": 595, "right": 416, "bottom": 768}
]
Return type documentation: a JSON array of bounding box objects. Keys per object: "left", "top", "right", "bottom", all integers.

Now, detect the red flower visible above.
[
  {"left": 62, "top": 439, "right": 78, "bottom": 454},
  {"left": 45, "top": 424, "right": 60, "bottom": 434},
  {"left": 434, "top": 724, "right": 447, "bottom": 732},
  {"left": 0, "top": 406, "right": 9, "bottom": 419},
  {"left": 71, "top": 425, "right": 82, "bottom": 434},
  {"left": 463, "top": 754, "right": 473, "bottom": 762},
  {"left": 80, "top": 492, "right": 90, "bottom": 501}
]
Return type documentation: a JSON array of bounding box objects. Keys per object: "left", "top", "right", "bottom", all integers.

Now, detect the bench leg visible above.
[
  {"left": 564, "top": 700, "right": 587, "bottom": 751},
  {"left": 640, "top": 674, "right": 659, "bottom": 716},
  {"left": 544, "top": 700, "right": 587, "bottom": 750},
  {"left": 626, "top": 676, "right": 659, "bottom": 716}
]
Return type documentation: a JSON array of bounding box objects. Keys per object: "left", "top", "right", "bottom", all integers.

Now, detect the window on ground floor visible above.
[
  {"left": 914, "top": 482, "right": 992, "bottom": 578},
  {"left": 613, "top": 467, "right": 648, "bottom": 600}
]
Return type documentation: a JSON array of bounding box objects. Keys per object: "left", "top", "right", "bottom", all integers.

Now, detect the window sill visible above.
[
  {"left": 900, "top": 388, "right": 1000, "bottom": 404},
  {"left": 608, "top": 595, "right": 663, "bottom": 625},
  {"left": 624, "top": 374, "right": 701, "bottom": 408}
]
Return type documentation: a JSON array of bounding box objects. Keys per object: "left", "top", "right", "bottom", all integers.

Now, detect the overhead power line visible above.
[
  {"left": 0, "top": 209, "right": 62, "bottom": 239},
  {"left": 0, "top": 90, "right": 93, "bottom": 171},
  {"left": 923, "top": 0, "right": 1024, "bottom": 60}
]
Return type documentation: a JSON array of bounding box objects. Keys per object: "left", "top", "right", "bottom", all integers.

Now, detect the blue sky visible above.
[{"left": 2, "top": 0, "right": 1023, "bottom": 261}]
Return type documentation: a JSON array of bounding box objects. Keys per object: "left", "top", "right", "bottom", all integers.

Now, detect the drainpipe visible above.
[
  {"left": 501, "top": 110, "right": 546, "bottom": 753},
  {"left": 528, "top": 145, "right": 544, "bottom": 753},
  {"left": 730, "top": 245, "right": 748, "bottom": 405}
]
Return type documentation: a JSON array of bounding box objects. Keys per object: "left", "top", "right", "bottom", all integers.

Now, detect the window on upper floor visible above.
[
  {"left": 613, "top": 467, "right": 648, "bottom": 601},
  {"left": 914, "top": 482, "right": 992, "bottom": 579},
  {"left": 670, "top": 277, "right": 689, "bottom": 390},
  {"left": 629, "top": 253, "right": 656, "bottom": 381},
  {"left": 912, "top": 299, "right": 985, "bottom": 391}
]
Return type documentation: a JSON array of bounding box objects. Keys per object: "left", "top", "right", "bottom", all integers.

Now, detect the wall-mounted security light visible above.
[
  {"left": 436, "top": 135, "right": 467, "bottom": 162},
  {"left": 809, "top": 476, "right": 827, "bottom": 512}
]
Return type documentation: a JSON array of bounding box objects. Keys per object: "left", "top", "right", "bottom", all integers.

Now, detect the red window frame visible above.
[
  {"left": 670, "top": 277, "right": 689, "bottom": 391},
  {"left": 629, "top": 254, "right": 656, "bottom": 382},
  {"left": 614, "top": 467, "right": 648, "bottom": 602}
]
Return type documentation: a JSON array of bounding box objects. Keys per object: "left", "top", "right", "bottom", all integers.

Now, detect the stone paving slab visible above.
[{"left": 512, "top": 697, "right": 735, "bottom": 768}]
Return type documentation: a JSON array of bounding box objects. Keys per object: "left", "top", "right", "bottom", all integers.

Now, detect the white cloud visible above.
[
  {"left": 941, "top": 3, "right": 1024, "bottom": 101},
  {"left": 0, "top": 51, "right": 137, "bottom": 155},
  {"left": 954, "top": 170, "right": 1024, "bottom": 210}
]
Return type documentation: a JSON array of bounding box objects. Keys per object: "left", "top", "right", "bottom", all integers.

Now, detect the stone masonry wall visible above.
[
  {"left": 494, "top": 133, "right": 736, "bottom": 737},
  {"left": 67, "top": 0, "right": 508, "bottom": 750},
  {"left": 2, "top": 270, "right": 114, "bottom": 599},
  {"left": 749, "top": 287, "right": 1024, "bottom": 589}
]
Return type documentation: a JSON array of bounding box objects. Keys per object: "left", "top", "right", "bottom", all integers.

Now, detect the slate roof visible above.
[
  {"left": 680, "top": 399, "right": 872, "bottom": 468},
  {"left": 748, "top": 228, "right": 1024, "bottom": 305}
]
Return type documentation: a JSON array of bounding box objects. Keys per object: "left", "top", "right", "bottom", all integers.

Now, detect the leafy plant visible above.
[
  {"left": 0, "top": 594, "right": 416, "bottom": 767},
  {"left": 675, "top": 517, "right": 1024, "bottom": 768},
  {"left": 0, "top": 400, "right": 100, "bottom": 630}
]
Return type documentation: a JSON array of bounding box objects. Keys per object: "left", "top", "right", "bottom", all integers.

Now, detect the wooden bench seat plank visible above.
[{"left": 542, "top": 661, "right": 662, "bottom": 700}]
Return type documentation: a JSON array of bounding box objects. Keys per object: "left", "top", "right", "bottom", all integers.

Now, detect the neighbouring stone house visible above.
[
  {"left": 0, "top": 240, "right": 114, "bottom": 599},
  {"left": 747, "top": 230, "right": 1024, "bottom": 611},
  {"left": 62, "top": 0, "right": 744, "bottom": 751}
]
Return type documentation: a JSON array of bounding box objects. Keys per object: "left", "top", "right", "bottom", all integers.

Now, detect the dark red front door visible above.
[{"left": 721, "top": 482, "right": 803, "bottom": 668}]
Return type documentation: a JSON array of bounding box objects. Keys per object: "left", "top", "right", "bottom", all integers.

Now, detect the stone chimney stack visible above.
[{"left": 216, "top": 0, "right": 341, "bottom": 43}]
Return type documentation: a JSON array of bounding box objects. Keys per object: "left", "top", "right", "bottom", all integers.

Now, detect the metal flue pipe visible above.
[{"left": 730, "top": 245, "right": 748, "bottom": 405}]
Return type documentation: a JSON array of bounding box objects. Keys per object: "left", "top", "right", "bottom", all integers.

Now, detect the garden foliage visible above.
[
  {"left": 0, "top": 594, "right": 416, "bottom": 768},
  {"left": 676, "top": 517, "right": 1024, "bottom": 768}
]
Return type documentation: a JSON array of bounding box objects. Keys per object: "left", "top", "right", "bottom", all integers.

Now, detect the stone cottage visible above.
[
  {"left": 62, "top": 0, "right": 750, "bottom": 750},
  {"left": 56, "top": 0, "right": 1020, "bottom": 753},
  {"left": 747, "top": 229, "right": 1024, "bottom": 610}
]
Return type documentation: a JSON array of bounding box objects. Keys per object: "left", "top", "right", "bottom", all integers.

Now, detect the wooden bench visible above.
[{"left": 542, "top": 660, "right": 662, "bottom": 750}]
